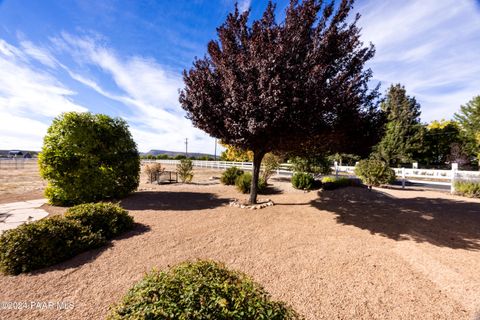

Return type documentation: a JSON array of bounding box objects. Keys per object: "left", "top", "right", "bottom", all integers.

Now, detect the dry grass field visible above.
[{"left": 0, "top": 162, "right": 479, "bottom": 319}]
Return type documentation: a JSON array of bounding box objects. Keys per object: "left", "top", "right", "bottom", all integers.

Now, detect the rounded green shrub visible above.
[
  {"left": 39, "top": 112, "right": 140, "bottom": 206},
  {"left": 235, "top": 173, "right": 266, "bottom": 194},
  {"left": 221, "top": 167, "right": 244, "bottom": 185},
  {"left": 0, "top": 217, "right": 105, "bottom": 275},
  {"left": 291, "top": 172, "right": 314, "bottom": 190},
  {"left": 108, "top": 260, "right": 301, "bottom": 320},
  {"left": 354, "top": 159, "right": 396, "bottom": 188},
  {"left": 65, "top": 202, "right": 134, "bottom": 239}
]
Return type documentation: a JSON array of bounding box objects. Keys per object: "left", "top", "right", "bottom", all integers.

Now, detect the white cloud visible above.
[
  {"left": 357, "top": 0, "right": 480, "bottom": 122},
  {"left": 238, "top": 0, "right": 251, "bottom": 12},
  {"left": 19, "top": 40, "right": 58, "bottom": 68},
  {"left": 0, "top": 39, "right": 87, "bottom": 150},
  {"left": 52, "top": 33, "right": 217, "bottom": 153}
]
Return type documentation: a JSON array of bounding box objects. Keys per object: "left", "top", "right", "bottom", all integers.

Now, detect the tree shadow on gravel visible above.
[
  {"left": 32, "top": 223, "right": 150, "bottom": 275},
  {"left": 120, "top": 191, "right": 229, "bottom": 211},
  {"left": 310, "top": 187, "right": 480, "bottom": 250}
]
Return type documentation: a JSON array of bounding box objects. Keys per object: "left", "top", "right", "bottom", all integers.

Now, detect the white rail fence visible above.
[
  {"left": 2, "top": 158, "right": 477, "bottom": 193},
  {"left": 146, "top": 159, "right": 480, "bottom": 193}
]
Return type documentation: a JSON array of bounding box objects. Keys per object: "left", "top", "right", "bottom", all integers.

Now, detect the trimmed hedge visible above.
[
  {"left": 454, "top": 181, "right": 480, "bottom": 198},
  {"left": 108, "top": 260, "right": 301, "bottom": 320},
  {"left": 0, "top": 202, "right": 134, "bottom": 275},
  {"left": 235, "top": 173, "right": 266, "bottom": 194},
  {"left": 221, "top": 167, "right": 244, "bottom": 185},
  {"left": 291, "top": 172, "right": 314, "bottom": 190},
  {"left": 0, "top": 217, "right": 104, "bottom": 275},
  {"left": 65, "top": 202, "right": 133, "bottom": 239}
]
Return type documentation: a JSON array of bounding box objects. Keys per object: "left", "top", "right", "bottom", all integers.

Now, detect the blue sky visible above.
[{"left": 1, "top": 0, "right": 480, "bottom": 153}]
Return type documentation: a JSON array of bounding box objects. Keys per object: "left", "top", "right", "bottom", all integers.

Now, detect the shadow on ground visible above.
[
  {"left": 261, "top": 185, "right": 283, "bottom": 195},
  {"left": 33, "top": 223, "right": 150, "bottom": 275},
  {"left": 121, "top": 191, "right": 229, "bottom": 211},
  {"left": 310, "top": 187, "right": 480, "bottom": 250}
]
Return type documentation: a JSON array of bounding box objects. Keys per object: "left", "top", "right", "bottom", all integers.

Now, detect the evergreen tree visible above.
[
  {"left": 372, "top": 84, "right": 422, "bottom": 166},
  {"left": 454, "top": 95, "right": 480, "bottom": 165}
]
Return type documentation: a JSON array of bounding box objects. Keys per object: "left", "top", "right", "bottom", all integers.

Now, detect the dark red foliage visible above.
[{"left": 180, "top": 0, "right": 381, "bottom": 202}]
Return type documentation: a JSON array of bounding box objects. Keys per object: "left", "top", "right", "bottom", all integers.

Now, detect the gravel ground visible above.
[{"left": 0, "top": 166, "right": 479, "bottom": 319}]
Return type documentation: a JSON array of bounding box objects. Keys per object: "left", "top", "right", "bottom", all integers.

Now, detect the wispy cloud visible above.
[
  {"left": 357, "top": 0, "right": 480, "bottom": 122},
  {"left": 238, "top": 0, "right": 251, "bottom": 12},
  {"left": 0, "top": 39, "right": 87, "bottom": 149},
  {"left": 51, "top": 33, "right": 216, "bottom": 153}
]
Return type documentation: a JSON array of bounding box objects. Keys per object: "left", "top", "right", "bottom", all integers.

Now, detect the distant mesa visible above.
[{"left": 142, "top": 149, "right": 214, "bottom": 158}]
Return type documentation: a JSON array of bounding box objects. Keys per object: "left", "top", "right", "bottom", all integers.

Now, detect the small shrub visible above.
[
  {"left": 454, "top": 181, "right": 480, "bottom": 198},
  {"left": 261, "top": 153, "right": 281, "bottom": 183},
  {"left": 177, "top": 159, "right": 194, "bottom": 183},
  {"left": 144, "top": 163, "right": 164, "bottom": 182},
  {"left": 108, "top": 260, "right": 301, "bottom": 320},
  {"left": 0, "top": 217, "right": 105, "bottom": 275},
  {"left": 235, "top": 173, "right": 266, "bottom": 194},
  {"left": 354, "top": 159, "right": 396, "bottom": 188},
  {"left": 291, "top": 172, "right": 314, "bottom": 190},
  {"left": 65, "top": 202, "right": 134, "bottom": 239},
  {"left": 221, "top": 167, "right": 244, "bottom": 185}
]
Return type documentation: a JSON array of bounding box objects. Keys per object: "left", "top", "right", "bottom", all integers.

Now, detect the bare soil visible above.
[
  {"left": 0, "top": 164, "right": 479, "bottom": 319},
  {"left": 0, "top": 161, "right": 46, "bottom": 204}
]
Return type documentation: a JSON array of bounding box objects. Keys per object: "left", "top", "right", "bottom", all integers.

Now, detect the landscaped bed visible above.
[{"left": 0, "top": 166, "right": 479, "bottom": 319}]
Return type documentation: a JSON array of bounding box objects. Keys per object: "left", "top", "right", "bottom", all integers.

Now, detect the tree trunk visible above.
[{"left": 249, "top": 151, "right": 265, "bottom": 204}]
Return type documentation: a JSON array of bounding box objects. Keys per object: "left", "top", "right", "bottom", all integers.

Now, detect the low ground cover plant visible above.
[
  {"left": 454, "top": 180, "right": 480, "bottom": 198},
  {"left": 291, "top": 172, "right": 315, "bottom": 190},
  {"left": 235, "top": 173, "right": 266, "bottom": 194},
  {"left": 108, "top": 260, "right": 301, "bottom": 320},
  {"left": 354, "top": 159, "right": 396, "bottom": 188},
  {"left": 0, "top": 203, "right": 133, "bottom": 275},
  {"left": 321, "top": 177, "right": 358, "bottom": 190},
  {"left": 177, "top": 159, "right": 194, "bottom": 183},
  {"left": 221, "top": 167, "right": 244, "bottom": 185}
]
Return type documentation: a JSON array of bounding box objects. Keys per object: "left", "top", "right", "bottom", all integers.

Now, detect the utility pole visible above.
[
  {"left": 214, "top": 138, "right": 217, "bottom": 160},
  {"left": 185, "top": 138, "right": 188, "bottom": 157}
]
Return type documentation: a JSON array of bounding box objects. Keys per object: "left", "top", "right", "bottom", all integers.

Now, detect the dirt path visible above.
[{"left": 0, "top": 166, "right": 479, "bottom": 319}]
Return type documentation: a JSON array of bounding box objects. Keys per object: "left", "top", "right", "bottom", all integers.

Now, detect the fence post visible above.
[
  {"left": 401, "top": 167, "right": 406, "bottom": 189},
  {"left": 451, "top": 163, "right": 458, "bottom": 194}
]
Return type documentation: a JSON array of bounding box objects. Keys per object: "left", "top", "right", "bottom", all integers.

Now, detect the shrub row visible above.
[
  {"left": 0, "top": 203, "right": 133, "bottom": 275},
  {"left": 454, "top": 181, "right": 480, "bottom": 198},
  {"left": 108, "top": 260, "right": 301, "bottom": 320},
  {"left": 321, "top": 177, "right": 358, "bottom": 190}
]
